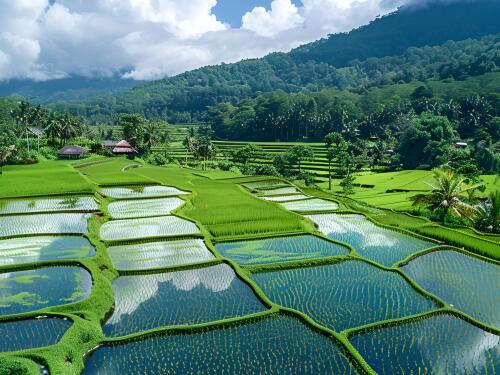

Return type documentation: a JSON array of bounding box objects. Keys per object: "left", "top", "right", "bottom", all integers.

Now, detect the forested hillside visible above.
[{"left": 48, "top": 0, "right": 500, "bottom": 124}]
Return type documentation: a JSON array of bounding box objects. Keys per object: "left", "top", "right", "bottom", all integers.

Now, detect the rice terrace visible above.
[
  {"left": 0, "top": 156, "right": 497, "bottom": 374},
  {"left": 0, "top": 0, "right": 500, "bottom": 373}
]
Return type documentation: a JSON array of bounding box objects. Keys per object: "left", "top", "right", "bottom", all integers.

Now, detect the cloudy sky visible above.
[{"left": 0, "top": 0, "right": 426, "bottom": 82}]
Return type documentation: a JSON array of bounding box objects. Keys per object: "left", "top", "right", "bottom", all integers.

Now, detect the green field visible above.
[{"left": 0, "top": 159, "right": 498, "bottom": 374}]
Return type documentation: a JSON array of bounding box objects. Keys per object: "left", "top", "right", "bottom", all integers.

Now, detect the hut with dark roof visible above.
[
  {"left": 58, "top": 145, "right": 89, "bottom": 159},
  {"left": 113, "top": 140, "right": 136, "bottom": 155},
  {"left": 103, "top": 140, "right": 119, "bottom": 150}
]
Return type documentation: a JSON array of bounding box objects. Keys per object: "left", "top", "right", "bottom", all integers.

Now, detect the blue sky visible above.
[{"left": 213, "top": 0, "right": 302, "bottom": 27}]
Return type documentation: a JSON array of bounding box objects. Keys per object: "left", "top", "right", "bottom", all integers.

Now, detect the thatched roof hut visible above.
[
  {"left": 103, "top": 140, "right": 120, "bottom": 149},
  {"left": 58, "top": 145, "right": 89, "bottom": 159},
  {"left": 113, "top": 140, "right": 136, "bottom": 154}
]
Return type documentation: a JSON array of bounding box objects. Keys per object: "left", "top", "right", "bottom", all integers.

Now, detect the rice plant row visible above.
[
  {"left": 0, "top": 236, "right": 95, "bottom": 266},
  {"left": 215, "top": 235, "right": 348, "bottom": 266},
  {"left": 402, "top": 250, "right": 500, "bottom": 328},
  {"left": 350, "top": 314, "right": 500, "bottom": 374},
  {"left": 102, "top": 264, "right": 266, "bottom": 337},
  {"left": 99, "top": 216, "right": 200, "bottom": 242},
  {"left": 0, "top": 214, "right": 91, "bottom": 238},
  {"left": 0, "top": 197, "right": 98, "bottom": 215},
  {"left": 107, "top": 239, "right": 215, "bottom": 270},
  {"left": 107, "top": 198, "right": 185, "bottom": 219},
  {"left": 306, "top": 214, "right": 435, "bottom": 267},
  {"left": 100, "top": 186, "right": 189, "bottom": 199},
  {"left": 251, "top": 260, "right": 437, "bottom": 332},
  {"left": 0, "top": 317, "right": 73, "bottom": 353},
  {"left": 85, "top": 315, "right": 360, "bottom": 374}
]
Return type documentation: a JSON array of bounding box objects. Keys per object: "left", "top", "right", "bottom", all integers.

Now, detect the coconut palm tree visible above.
[
  {"left": 475, "top": 192, "right": 500, "bottom": 233},
  {"left": 410, "top": 168, "right": 479, "bottom": 223},
  {"left": 11, "top": 101, "right": 32, "bottom": 152}
]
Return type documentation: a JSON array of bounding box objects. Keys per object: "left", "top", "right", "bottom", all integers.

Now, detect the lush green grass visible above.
[
  {"left": 0, "top": 161, "right": 92, "bottom": 198},
  {"left": 75, "top": 158, "right": 155, "bottom": 186},
  {"left": 127, "top": 166, "right": 314, "bottom": 238}
]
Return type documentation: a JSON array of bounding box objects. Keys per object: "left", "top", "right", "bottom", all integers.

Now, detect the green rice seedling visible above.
[
  {"left": 262, "top": 194, "right": 311, "bottom": 202},
  {"left": 100, "top": 186, "right": 189, "bottom": 199},
  {"left": 252, "top": 260, "right": 436, "bottom": 332},
  {"left": 107, "top": 198, "right": 185, "bottom": 219},
  {"left": 84, "top": 315, "right": 360, "bottom": 374},
  {"left": 0, "top": 161, "right": 92, "bottom": 198},
  {"left": 78, "top": 159, "right": 154, "bottom": 185},
  {"left": 306, "top": 214, "right": 435, "bottom": 266},
  {"left": 0, "top": 266, "right": 92, "bottom": 315},
  {"left": 0, "top": 236, "right": 95, "bottom": 266},
  {"left": 402, "top": 250, "right": 500, "bottom": 327},
  {"left": 0, "top": 317, "right": 73, "bottom": 352},
  {"left": 107, "top": 239, "right": 215, "bottom": 270},
  {"left": 258, "top": 187, "right": 300, "bottom": 196},
  {"left": 215, "top": 235, "right": 348, "bottom": 266},
  {"left": 102, "top": 264, "right": 266, "bottom": 337},
  {"left": 281, "top": 198, "right": 339, "bottom": 212},
  {"left": 350, "top": 314, "right": 500, "bottom": 374},
  {"left": 0, "top": 197, "right": 98, "bottom": 215},
  {"left": 0, "top": 213, "right": 91, "bottom": 238},
  {"left": 99, "top": 216, "right": 200, "bottom": 242}
]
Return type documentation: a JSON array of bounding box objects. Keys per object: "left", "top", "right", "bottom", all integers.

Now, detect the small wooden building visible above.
[
  {"left": 103, "top": 140, "right": 119, "bottom": 150},
  {"left": 58, "top": 145, "right": 89, "bottom": 159},
  {"left": 113, "top": 140, "right": 136, "bottom": 155}
]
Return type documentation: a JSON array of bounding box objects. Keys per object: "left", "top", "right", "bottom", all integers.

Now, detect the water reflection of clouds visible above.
[
  {"left": 0, "top": 197, "right": 97, "bottom": 214},
  {"left": 0, "top": 236, "right": 93, "bottom": 266},
  {"left": 0, "top": 214, "right": 90, "bottom": 237},
  {"left": 101, "top": 186, "right": 189, "bottom": 199},
  {"left": 108, "top": 264, "right": 235, "bottom": 324}
]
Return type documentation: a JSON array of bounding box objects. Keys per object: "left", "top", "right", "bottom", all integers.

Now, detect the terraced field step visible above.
[
  {"left": 0, "top": 196, "right": 99, "bottom": 215},
  {"left": 102, "top": 264, "right": 267, "bottom": 337},
  {"left": 0, "top": 213, "right": 91, "bottom": 238},
  {"left": 107, "top": 198, "right": 185, "bottom": 219},
  {"left": 84, "top": 315, "right": 361, "bottom": 374},
  {"left": 100, "top": 186, "right": 189, "bottom": 199}
]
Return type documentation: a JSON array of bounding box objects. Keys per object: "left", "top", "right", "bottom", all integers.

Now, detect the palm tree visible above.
[
  {"left": 411, "top": 168, "right": 479, "bottom": 223},
  {"left": 143, "top": 121, "right": 159, "bottom": 152},
  {"left": 11, "top": 101, "right": 32, "bottom": 153},
  {"left": 475, "top": 192, "right": 500, "bottom": 233},
  {"left": 44, "top": 112, "right": 62, "bottom": 145}
]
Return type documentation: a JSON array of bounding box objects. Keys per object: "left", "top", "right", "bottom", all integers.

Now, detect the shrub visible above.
[
  {"left": 147, "top": 152, "right": 169, "bottom": 166},
  {"left": 218, "top": 159, "right": 235, "bottom": 171},
  {"left": 254, "top": 164, "right": 280, "bottom": 177}
]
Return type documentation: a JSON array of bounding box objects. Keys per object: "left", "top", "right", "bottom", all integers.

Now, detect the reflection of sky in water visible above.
[
  {"left": 351, "top": 314, "right": 500, "bottom": 374},
  {"left": 0, "top": 197, "right": 98, "bottom": 214},
  {"left": 0, "top": 267, "right": 92, "bottom": 315},
  {"left": 0, "top": 214, "right": 90, "bottom": 237},
  {"left": 100, "top": 216, "right": 200, "bottom": 241},
  {"left": 0, "top": 236, "right": 94, "bottom": 266},
  {"left": 306, "top": 214, "right": 434, "bottom": 266},
  {"left": 100, "top": 186, "right": 189, "bottom": 199},
  {"left": 108, "top": 239, "right": 215, "bottom": 270},
  {"left": 107, "top": 198, "right": 185, "bottom": 219},
  {"left": 103, "top": 263, "right": 266, "bottom": 337},
  {"left": 281, "top": 199, "right": 339, "bottom": 212},
  {"left": 402, "top": 250, "right": 500, "bottom": 328},
  {"left": 108, "top": 264, "right": 236, "bottom": 324}
]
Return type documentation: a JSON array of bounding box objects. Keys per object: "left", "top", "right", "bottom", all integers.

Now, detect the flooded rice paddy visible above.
[
  {"left": 350, "top": 314, "right": 500, "bottom": 374},
  {"left": 281, "top": 198, "right": 339, "bottom": 212},
  {"left": 0, "top": 317, "right": 72, "bottom": 352},
  {"left": 107, "top": 197, "right": 185, "bottom": 219},
  {"left": 107, "top": 239, "right": 214, "bottom": 270},
  {"left": 0, "top": 214, "right": 90, "bottom": 238},
  {"left": 252, "top": 260, "right": 437, "bottom": 331},
  {"left": 261, "top": 194, "right": 311, "bottom": 202},
  {"left": 306, "top": 214, "right": 435, "bottom": 266},
  {"left": 215, "top": 235, "right": 348, "bottom": 266},
  {"left": 0, "top": 267, "right": 92, "bottom": 315},
  {"left": 0, "top": 197, "right": 98, "bottom": 215},
  {"left": 99, "top": 216, "right": 200, "bottom": 241},
  {"left": 402, "top": 250, "right": 500, "bottom": 328},
  {"left": 102, "top": 264, "right": 266, "bottom": 337},
  {"left": 86, "top": 315, "right": 361, "bottom": 374},
  {"left": 0, "top": 236, "right": 95, "bottom": 266},
  {"left": 100, "top": 186, "right": 189, "bottom": 199}
]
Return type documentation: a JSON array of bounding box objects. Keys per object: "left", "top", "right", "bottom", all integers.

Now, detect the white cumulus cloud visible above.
[{"left": 0, "top": 0, "right": 425, "bottom": 82}]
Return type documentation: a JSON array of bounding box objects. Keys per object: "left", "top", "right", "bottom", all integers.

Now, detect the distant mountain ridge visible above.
[
  {"left": 3, "top": 0, "right": 500, "bottom": 123},
  {"left": 290, "top": 0, "right": 500, "bottom": 66}
]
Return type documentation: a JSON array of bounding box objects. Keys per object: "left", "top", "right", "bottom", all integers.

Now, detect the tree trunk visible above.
[{"left": 328, "top": 160, "right": 332, "bottom": 191}]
